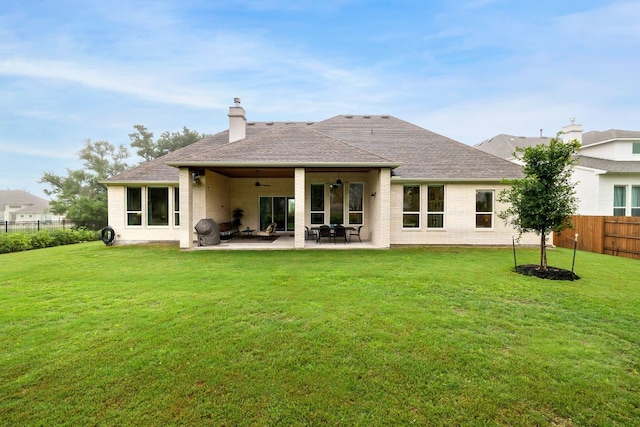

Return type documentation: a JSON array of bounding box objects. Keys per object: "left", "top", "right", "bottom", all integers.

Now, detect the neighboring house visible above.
[
  {"left": 0, "top": 190, "right": 62, "bottom": 223},
  {"left": 104, "top": 99, "right": 538, "bottom": 249},
  {"left": 475, "top": 120, "right": 640, "bottom": 217}
]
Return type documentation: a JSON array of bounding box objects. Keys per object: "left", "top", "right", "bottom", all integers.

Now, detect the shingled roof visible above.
[
  {"left": 582, "top": 129, "right": 640, "bottom": 146},
  {"left": 475, "top": 134, "right": 551, "bottom": 160},
  {"left": 577, "top": 155, "right": 640, "bottom": 173},
  {"left": 105, "top": 114, "right": 524, "bottom": 183}
]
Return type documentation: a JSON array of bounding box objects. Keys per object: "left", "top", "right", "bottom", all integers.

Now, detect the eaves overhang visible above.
[
  {"left": 165, "top": 160, "right": 402, "bottom": 169},
  {"left": 390, "top": 177, "right": 520, "bottom": 183},
  {"left": 101, "top": 179, "right": 178, "bottom": 186}
]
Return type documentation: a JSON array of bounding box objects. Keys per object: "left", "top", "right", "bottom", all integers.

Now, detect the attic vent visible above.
[
  {"left": 306, "top": 122, "right": 314, "bottom": 125},
  {"left": 247, "top": 122, "right": 255, "bottom": 126},
  {"left": 345, "top": 115, "right": 353, "bottom": 119},
  {"left": 266, "top": 122, "right": 274, "bottom": 126},
  {"left": 381, "top": 115, "right": 390, "bottom": 119},
  {"left": 363, "top": 115, "right": 371, "bottom": 119}
]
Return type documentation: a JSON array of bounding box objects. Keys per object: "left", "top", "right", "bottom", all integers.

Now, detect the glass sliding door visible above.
[{"left": 260, "top": 196, "right": 295, "bottom": 231}]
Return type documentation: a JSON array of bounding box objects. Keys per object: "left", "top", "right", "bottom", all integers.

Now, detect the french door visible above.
[{"left": 259, "top": 196, "right": 295, "bottom": 231}]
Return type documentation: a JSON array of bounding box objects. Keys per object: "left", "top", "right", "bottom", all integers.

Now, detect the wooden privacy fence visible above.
[{"left": 554, "top": 216, "right": 640, "bottom": 260}]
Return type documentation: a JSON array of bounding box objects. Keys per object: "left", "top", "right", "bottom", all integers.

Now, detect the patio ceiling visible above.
[{"left": 199, "top": 166, "right": 379, "bottom": 179}]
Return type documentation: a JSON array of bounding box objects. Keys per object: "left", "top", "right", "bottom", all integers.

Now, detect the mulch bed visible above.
[{"left": 515, "top": 264, "right": 580, "bottom": 281}]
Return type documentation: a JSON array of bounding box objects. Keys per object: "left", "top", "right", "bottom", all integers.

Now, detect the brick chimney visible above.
[
  {"left": 228, "top": 97, "right": 246, "bottom": 142},
  {"left": 562, "top": 117, "right": 582, "bottom": 144}
]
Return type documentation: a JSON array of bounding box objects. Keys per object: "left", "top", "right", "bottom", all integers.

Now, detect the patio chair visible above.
[
  {"left": 333, "top": 225, "right": 348, "bottom": 244},
  {"left": 256, "top": 222, "right": 277, "bottom": 239},
  {"left": 349, "top": 225, "right": 363, "bottom": 243},
  {"left": 305, "top": 226, "right": 317, "bottom": 241},
  {"left": 317, "top": 225, "right": 331, "bottom": 244}
]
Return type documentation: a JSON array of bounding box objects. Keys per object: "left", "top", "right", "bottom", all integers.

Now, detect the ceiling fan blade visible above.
[{"left": 255, "top": 170, "right": 270, "bottom": 186}]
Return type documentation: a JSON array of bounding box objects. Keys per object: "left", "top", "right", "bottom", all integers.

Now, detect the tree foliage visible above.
[
  {"left": 40, "top": 140, "right": 130, "bottom": 230},
  {"left": 498, "top": 134, "right": 581, "bottom": 269},
  {"left": 40, "top": 125, "right": 205, "bottom": 230},
  {"left": 129, "top": 125, "right": 206, "bottom": 161}
]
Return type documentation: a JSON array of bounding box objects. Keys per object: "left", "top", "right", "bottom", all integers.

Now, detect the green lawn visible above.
[{"left": 1, "top": 243, "right": 638, "bottom": 426}]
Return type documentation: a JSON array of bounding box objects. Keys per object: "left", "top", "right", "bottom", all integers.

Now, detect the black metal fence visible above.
[{"left": 1, "top": 220, "right": 75, "bottom": 234}]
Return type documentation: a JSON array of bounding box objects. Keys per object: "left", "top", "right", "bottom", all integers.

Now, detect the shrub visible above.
[
  {"left": 0, "top": 233, "right": 33, "bottom": 254},
  {"left": 0, "top": 228, "right": 99, "bottom": 254},
  {"left": 31, "top": 230, "right": 55, "bottom": 249}
]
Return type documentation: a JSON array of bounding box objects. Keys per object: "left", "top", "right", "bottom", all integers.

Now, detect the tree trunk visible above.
[{"left": 540, "top": 232, "right": 548, "bottom": 269}]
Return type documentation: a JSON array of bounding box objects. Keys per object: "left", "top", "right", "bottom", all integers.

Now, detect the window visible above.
[
  {"left": 126, "top": 187, "right": 142, "bottom": 225},
  {"left": 329, "top": 184, "right": 344, "bottom": 225},
  {"left": 633, "top": 142, "right": 640, "bottom": 154},
  {"left": 174, "top": 188, "right": 180, "bottom": 226},
  {"left": 403, "top": 185, "right": 420, "bottom": 228},
  {"left": 348, "top": 183, "right": 364, "bottom": 225},
  {"left": 475, "top": 190, "right": 494, "bottom": 228},
  {"left": 613, "top": 185, "right": 626, "bottom": 216},
  {"left": 427, "top": 185, "right": 444, "bottom": 228},
  {"left": 310, "top": 184, "right": 325, "bottom": 224},
  {"left": 260, "top": 196, "right": 295, "bottom": 231},
  {"left": 631, "top": 187, "right": 640, "bottom": 217},
  {"left": 148, "top": 187, "right": 169, "bottom": 226}
]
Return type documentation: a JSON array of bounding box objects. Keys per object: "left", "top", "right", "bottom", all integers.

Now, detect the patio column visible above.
[
  {"left": 294, "top": 167, "right": 306, "bottom": 249},
  {"left": 375, "top": 168, "right": 391, "bottom": 248},
  {"left": 179, "top": 167, "right": 194, "bottom": 249}
]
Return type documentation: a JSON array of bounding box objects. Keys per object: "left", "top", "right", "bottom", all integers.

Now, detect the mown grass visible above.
[{"left": 1, "top": 243, "right": 639, "bottom": 426}]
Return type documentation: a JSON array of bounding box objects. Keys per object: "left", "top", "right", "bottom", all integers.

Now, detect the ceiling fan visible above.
[{"left": 255, "top": 170, "right": 270, "bottom": 187}]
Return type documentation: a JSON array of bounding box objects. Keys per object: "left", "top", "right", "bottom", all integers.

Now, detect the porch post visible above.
[
  {"left": 179, "top": 167, "right": 194, "bottom": 249},
  {"left": 376, "top": 168, "right": 391, "bottom": 249},
  {"left": 294, "top": 167, "right": 306, "bottom": 249}
]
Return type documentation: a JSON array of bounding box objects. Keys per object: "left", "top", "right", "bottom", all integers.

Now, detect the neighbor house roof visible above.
[
  {"left": 582, "top": 129, "right": 640, "bottom": 146},
  {"left": 105, "top": 114, "right": 525, "bottom": 184},
  {"left": 0, "top": 190, "right": 50, "bottom": 210},
  {"left": 576, "top": 156, "right": 640, "bottom": 173},
  {"left": 474, "top": 134, "right": 551, "bottom": 159}
]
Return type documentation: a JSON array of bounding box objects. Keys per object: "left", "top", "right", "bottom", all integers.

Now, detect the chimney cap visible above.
[{"left": 234, "top": 97, "right": 241, "bottom": 106}]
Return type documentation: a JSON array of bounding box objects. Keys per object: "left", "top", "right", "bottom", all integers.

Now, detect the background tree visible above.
[
  {"left": 498, "top": 134, "right": 581, "bottom": 269},
  {"left": 128, "top": 124, "right": 157, "bottom": 161},
  {"left": 41, "top": 125, "right": 205, "bottom": 230},
  {"left": 129, "top": 125, "right": 206, "bottom": 161},
  {"left": 40, "top": 140, "right": 130, "bottom": 230}
]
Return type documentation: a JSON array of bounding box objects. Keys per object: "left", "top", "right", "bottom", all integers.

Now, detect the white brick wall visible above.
[
  {"left": 108, "top": 173, "right": 537, "bottom": 248},
  {"left": 390, "top": 182, "right": 538, "bottom": 246}
]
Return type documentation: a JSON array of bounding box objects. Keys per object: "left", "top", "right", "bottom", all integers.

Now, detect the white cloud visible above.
[{"left": 0, "top": 141, "right": 77, "bottom": 159}]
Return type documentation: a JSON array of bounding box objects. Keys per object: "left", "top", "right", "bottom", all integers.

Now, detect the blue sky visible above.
[{"left": 1, "top": 0, "right": 638, "bottom": 198}]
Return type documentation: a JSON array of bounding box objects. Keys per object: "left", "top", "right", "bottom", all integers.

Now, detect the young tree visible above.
[
  {"left": 498, "top": 134, "right": 581, "bottom": 269},
  {"left": 40, "top": 139, "right": 130, "bottom": 229}
]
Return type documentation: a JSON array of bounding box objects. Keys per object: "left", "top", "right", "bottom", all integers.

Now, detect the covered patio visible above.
[{"left": 176, "top": 164, "right": 395, "bottom": 250}]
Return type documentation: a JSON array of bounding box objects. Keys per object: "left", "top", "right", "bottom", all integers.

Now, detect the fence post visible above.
[{"left": 4, "top": 221, "right": 7, "bottom": 233}]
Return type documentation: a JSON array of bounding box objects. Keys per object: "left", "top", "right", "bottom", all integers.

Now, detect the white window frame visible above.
[
  {"left": 475, "top": 190, "right": 494, "bottom": 229},
  {"left": 126, "top": 187, "right": 142, "bottom": 226},
  {"left": 348, "top": 182, "right": 364, "bottom": 225},
  {"left": 403, "top": 184, "right": 421, "bottom": 228},
  {"left": 427, "top": 185, "right": 445, "bottom": 229},
  {"left": 613, "top": 185, "right": 627, "bottom": 216}
]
